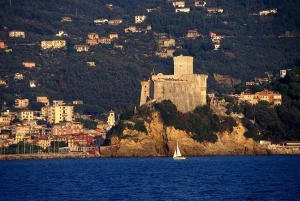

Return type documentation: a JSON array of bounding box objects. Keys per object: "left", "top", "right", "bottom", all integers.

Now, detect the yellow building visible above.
[
  {"left": 19, "top": 110, "right": 34, "bottom": 121},
  {"left": 61, "top": 17, "right": 73, "bottom": 22},
  {"left": 175, "top": 8, "right": 191, "bottom": 13},
  {"left": 207, "top": 7, "right": 224, "bottom": 13},
  {"left": 173, "top": 1, "right": 185, "bottom": 8},
  {"left": 159, "top": 38, "right": 175, "bottom": 48},
  {"left": 239, "top": 90, "right": 282, "bottom": 105},
  {"left": 98, "top": 37, "right": 111, "bottom": 45},
  {"left": 195, "top": 1, "right": 206, "bottom": 7},
  {"left": 47, "top": 105, "right": 74, "bottom": 124},
  {"left": 53, "top": 100, "right": 65, "bottom": 106},
  {"left": 37, "top": 96, "right": 50, "bottom": 106},
  {"left": 9, "top": 30, "right": 25, "bottom": 38},
  {"left": 41, "top": 107, "right": 48, "bottom": 119},
  {"left": 94, "top": 18, "right": 108, "bottom": 24},
  {"left": 109, "top": 33, "right": 119, "bottom": 40},
  {"left": 74, "top": 45, "right": 89, "bottom": 52},
  {"left": 87, "top": 32, "right": 99, "bottom": 40},
  {"left": 125, "top": 26, "right": 138, "bottom": 33},
  {"left": 22, "top": 62, "right": 36, "bottom": 68},
  {"left": 37, "top": 136, "right": 51, "bottom": 149},
  {"left": 135, "top": 15, "right": 146, "bottom": 24},
  {"left": 13, "top": 124, "right": 31, "bottom": 143},
  {"left": 72, "top": 100, "right": 83, "bottom": 105},
  {"left": 259, "top": 9, "right": 277, "bottom": 16},
  {"left": 0, "top": 116, "right": 11, "bottom": 126},
  {"left": 239, "top": 92, "right": 256, "bottom": 105},
  {"left": 156, "top": 49, "right": 174, "bottom": 58},
  {"left": 15, "top": 98, "right": 29, "bottom": 108},
  {"left": 14, "top": 73, "right": 24, "bottom": 80},
  {"left": 186, "top": 30, "right": 200, "bottom": 38},
  {"left": 87, "top": 62, "right": 96, "bottom": 67},
  {"left": 41, "top": 40, "right": 66, "bottom": 50},
  {"left": 108, "top": 19, "right": 123, "bottom": 25}
]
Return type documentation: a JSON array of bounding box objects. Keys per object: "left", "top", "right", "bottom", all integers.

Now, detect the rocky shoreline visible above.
[
  {"left": 0, "top": 150, "right": 299, "bottom": 161},
  {"left": 2, "top": 112, "right": 300, "bottom": 161}
]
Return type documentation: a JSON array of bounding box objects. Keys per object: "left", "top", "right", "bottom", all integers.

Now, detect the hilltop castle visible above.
[{"left": 140, "top": 55, "right": 208, "bottom": 113}]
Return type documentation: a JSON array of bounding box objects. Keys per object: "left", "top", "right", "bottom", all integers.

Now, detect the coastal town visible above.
[
  {"left": 0, "top": 97, "right": 117, "bottom": 155},
  {"left": 0, "top": 0, "right": 300, "bottom": 158},
  {"left": 0, "top": 55, "right": 297, "bottom": 158}
]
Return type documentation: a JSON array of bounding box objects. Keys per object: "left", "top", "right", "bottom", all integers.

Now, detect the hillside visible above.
[{"left": 0, "top": 0, "right": 300, "bottom": 111}]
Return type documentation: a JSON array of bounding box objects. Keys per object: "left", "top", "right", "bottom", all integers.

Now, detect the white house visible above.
[
  {"left": 175, "top": 8, "right": 190, "bottom": 13},
  {"left": 173, "top": 1, "right": 185, "bottom": 8},
  {"left": 135, "top": 16, "right": 147, "bottom": 24}
]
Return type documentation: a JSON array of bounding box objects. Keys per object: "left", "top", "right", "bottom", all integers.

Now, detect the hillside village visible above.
[{"left": 0, "top": 0, "right": 300, "bottom": 156}]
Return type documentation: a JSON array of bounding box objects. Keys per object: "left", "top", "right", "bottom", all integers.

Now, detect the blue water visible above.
[{"left": 0, "top": 156, "right": 300, "bottom": 201}]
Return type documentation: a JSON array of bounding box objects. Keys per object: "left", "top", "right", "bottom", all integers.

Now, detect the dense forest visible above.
[{"left": 0, "top": 0, "right": 300, "bottom": 112}]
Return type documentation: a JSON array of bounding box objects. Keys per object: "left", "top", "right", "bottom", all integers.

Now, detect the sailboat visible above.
[{"left": 173, "top": 141, "right": 186, "bottom": 160}]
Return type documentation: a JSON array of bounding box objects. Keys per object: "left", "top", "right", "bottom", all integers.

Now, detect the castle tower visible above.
[
  {"left": 140, "top": 80, "right": 151, "bottom": 105},
  {"left": 173, "top": 55, "right": 193, "bottom": 78}
]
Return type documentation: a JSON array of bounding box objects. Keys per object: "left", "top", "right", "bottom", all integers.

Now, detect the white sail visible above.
[
  {"left": 173, "top": 148, "right": 177, "bottom": 157},
  {"left": 173, "top": 141, "right": 186, "bottom": 160},
  {"left": 176, "top": 143, "right": 182, "bottom": 157}
]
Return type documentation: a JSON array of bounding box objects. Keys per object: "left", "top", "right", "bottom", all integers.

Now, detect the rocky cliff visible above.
[
  {"left": 214, "top": 73, "right": 241, "bottom": 88},
  {"left": 101, "top": 111, "right": 269, "bottom": 157}
]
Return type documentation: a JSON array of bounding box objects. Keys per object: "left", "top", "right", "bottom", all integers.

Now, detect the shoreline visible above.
[
  {"left": 0, "top": 153, "right": 100, "bottom": 161},
  {"left": 1, "top": 151, "right": 300, "bottom": 161}
]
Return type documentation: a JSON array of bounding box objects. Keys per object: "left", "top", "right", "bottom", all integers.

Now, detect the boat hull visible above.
[{"left": 173, "top": 156, "right": 186, "bottom": 160}]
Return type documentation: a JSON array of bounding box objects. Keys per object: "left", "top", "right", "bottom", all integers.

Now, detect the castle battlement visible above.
[{"left": 140, "top": 56, "right": 208, "bottom": 113}]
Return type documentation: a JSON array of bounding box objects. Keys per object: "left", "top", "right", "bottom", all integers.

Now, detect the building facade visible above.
[
  {"left": 74, "top": 45, "right": 89, "bottom": 52},
  {"left": 9, "top": 30, "right": 25, "bottom": 38},
  {"left": 173, "top": 1, "right": 185, "bottom": 8},
  {"left": 239, "top": 89, "right": 282, "bottom": 105},
  {"left": 87, "top": 32, "right": 99, "bottom": 40},
  {"left": 195, "top": 1, "right": 206, "bottom": 7},
  {"left": 47, "top": 105, "right": 74, "bottom": 124},
  {"left": 175, "top": 8, "right": 190, "bottom": 13},
  {"left": 19, "top": 110, "right": 34, "bottom": 121},
  {"left": 135, "top": 16, "right": 147, "bottom": 24},
  {"left": 22, "top": 62, "right": 36, "bottom": 68},
  {"left": 41, "top": 40, "right": 66, "bottom": 49},
  {"left": 37, "top": 96, "right": 50, "bottom": 106},
  {"left": 15, "top": 99, "right": 29, "bottom": 108},
  {"left": 51, "top": 122, "right": 83, "bottom": 135},
  {"left": 109, "top": 33, "right": 119, "bottom": 40}
]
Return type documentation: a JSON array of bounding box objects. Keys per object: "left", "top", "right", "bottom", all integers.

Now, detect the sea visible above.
[{"left": 0, "top": 156, "right": 300, "bottom": 201}]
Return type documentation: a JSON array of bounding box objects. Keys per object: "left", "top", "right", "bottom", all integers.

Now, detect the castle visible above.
[{"left": 140, "top": 55, "right": 208, "bottom": 113}]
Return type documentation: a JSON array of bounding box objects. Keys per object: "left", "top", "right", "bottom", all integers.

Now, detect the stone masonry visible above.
[{"left": 140, "top": 55, "right": 208, "bottom": 113}]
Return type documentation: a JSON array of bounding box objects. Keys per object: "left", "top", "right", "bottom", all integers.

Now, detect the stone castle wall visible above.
[
  {"left": 153, "top": 74, "right": 207, "bottom": 112},
  {"left": 140, "top": 56, "right": 208, "bottom": 113}
]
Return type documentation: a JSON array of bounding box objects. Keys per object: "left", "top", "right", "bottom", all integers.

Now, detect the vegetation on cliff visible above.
[
  {"left": 108, "top": 105, "right": 148, "bottom": 138},
  {"left": 226, "top": 67, "right": 300, "bottom": 142},
  {"left": 108, "top": 100, "right": 237, "bottom": 143},
  {"left": 154, "top": 100, "right": 237, "bottom": 143}
]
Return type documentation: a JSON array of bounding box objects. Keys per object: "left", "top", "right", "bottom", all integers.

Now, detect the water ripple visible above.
[{"left": 0, "top": 156, "right": 300, "bottom": 201}]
